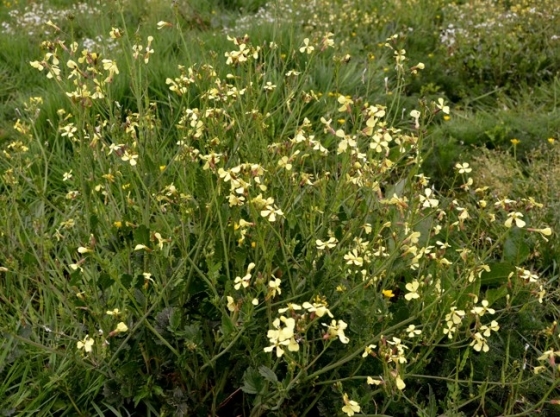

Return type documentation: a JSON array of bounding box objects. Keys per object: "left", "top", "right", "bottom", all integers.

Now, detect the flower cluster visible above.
[{"left": 263, "top": 299, "right": 349, "bottom": 358}]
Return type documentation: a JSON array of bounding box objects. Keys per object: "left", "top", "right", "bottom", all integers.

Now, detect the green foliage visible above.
[
  {"left": 438, "top": 0, "right": 560, "bottom": 97},
  {"left": 1, "top": 0, "right": 560, "bottom": 416}
]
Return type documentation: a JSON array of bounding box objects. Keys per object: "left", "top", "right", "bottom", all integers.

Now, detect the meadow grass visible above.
[{"left": 1, "top": 0, "right": 560, "bottom": 416}]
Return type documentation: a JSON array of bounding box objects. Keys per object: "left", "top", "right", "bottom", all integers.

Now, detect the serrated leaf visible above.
[
  {"left": 258, "top": 365, "right": 278, "bottom": 384},
  {"left": 242, "top": 367, "right": 264, "bottom": 394},
  {"left": 427, "top": 384, "right": 437, "bottom": 417},
  {"left": 98, "top": 273, "right": 114, "bottom": 290},
  {"left": 168, "top": 308, "right": 182, "bottom": 331},
  {"left": 221, "top": 314, "right": 235, "bottom": 338},
  {"left": 458, "top": 347, "right": 470, "bottom": 373},
  {"left": 182, "top": 324, "right": 202, "bottom": 345}
]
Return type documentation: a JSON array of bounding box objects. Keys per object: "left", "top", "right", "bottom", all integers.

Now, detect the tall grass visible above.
[{"left": 1, "top": 0, "right": 559, "bottom": 416}]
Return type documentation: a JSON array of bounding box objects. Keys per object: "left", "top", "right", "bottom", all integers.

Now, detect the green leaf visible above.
[
  {"left": 458, "top": 347, "right": 470, "bottom": 373},
  {"left": 386, "top": 178, "right": 406, "bottom": 198},
  {"left": 415, "top": 214, "right": 433, "bottom": 247},
  {"left": 221, "top": 313, "right": 236, "bottom": 338},
  {"left": 69, "top": 269, "right": 82, "bottom": 286},
  {"left": 134, "top": 224, "right": 150, "bottom": 246},
  {"left": 121, "top": 274, "right": 133, "bottom": 288},
  {"left": 258, "top": 365, "right": 278, "bottom": 384},
  {"left": 242, "top": 367, "right": 264, "bottom": 394},
  {"left": 98, "top": 273, "right": 114, "bottom": 290},
  {"left": 481, "top": 262, "right": 513, "bottom": 286},
  {"left": 23, "top": 251, "right": 37, "bottom": 267},
  {"left": 503, "top": 228, "right": 530, "bottom": 264},
  {"left": 133, "top": 288, "right": 146, "bottom": 309},
  {"left": 485, "top": 286, "right": 509, "bottom": 305},
  {"left": 181, "top": 323, "right": 202, "bottom": 346},
  {"left": 168, "top": 308, "right": 182, "bottom": 332},
  {"left": 89, "top": 214, "right": 99, "bottom": 232}
]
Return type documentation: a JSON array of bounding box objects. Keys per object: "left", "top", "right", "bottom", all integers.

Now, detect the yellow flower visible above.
[
  {"left": 419, "top": 188, "right": 439, "bottom": 208},
  {"left": 455, "top": 162, "right": 472, "bottom": 174},
  {"left": 302, "top": 301, "right": 334, "bottom": 318},
  {"left": 268, "top": 277, "right": 282, "bottom": 298},
  {"left": 344, "top": 249, "right": 363, "bottom": 266},
  {"left": 528, "top": 227, "right": 552, "bottom": 241},
  {"left": 410, "top": 62, "right": 425, "bottom": 74},
  {"left": 157, "top": 21, "right": 173, "bottom": 30},
  {"left": 153, "top": 232, "right": 168, "bottom": 250},
  {"left": 362, "top": 344, "right": 377, "bottom": 357},
  {"left": 404, "top": 280, "right": 420, "bottom": 300},
  {"left": 516, "top": 267, "right": 539, "bottom": 283},
  {"left": 436, "top": 98, "right": 450, "bottom": 114},
  {"left": 533, "top": 284, "right": 546, "bottom": 303},
  {"left": 226, "top": 296, "right": 237, "bottom": 312},
  {"left": 537, "top": 349, "right": 560, "bottom": 361},
  {"left": 395, "top": 375, "right": 406, "bottom": 390},
  {"left": 341, "top": 393, "right": 361, "bottom": 416},
  {"left": 234, "top": 262, "right": 255, "bottom": 290},
  {"left": 77, "top": 335, "right": 94, "bottom": 353},
  {"left": 470, "top": 300, "right": 495, "bottom": 317},
  {"left": 382, "top": 289, "right": 395, "bottom": 298},
  {"left": 264, "top": 316, "right": 298, "bottom": 357},
  {"left": 470, "top": 332, "right": 489, "bottom": 352},
  {"left": 324, "top": 320, "right": 350, "bottom": 344},
  {"left": 410, "top": 110, "right": 421, "bottom": 129},
  {"left": 278, "top": 303, "right": 302, "bottom": 314},
  {"left": 299, "top": 38, "right": 314, "bottom": 54},
  {"left": 337, "top": 95, "right": 354, "bottom": 112},
  {"left": 533, "top": 366, "right": 546, "bottom": 374},
  {"left": 504, "top": 212, "right": 526, "bottom": 228},
  {"left": 260, "top": 204, "right": 284, "bottom": 222},
  {"left": 480, "top": 320, "right": 500, "bottom": 337},
  {"left": 121, "top": 150, "right": 138, "bottom": 166},
  {"left": 114, "top": 322, "right": 128, "bottom": 333},
  {"left": 109, "top": 27, "right": 122, "bottom": 39},
  {"left": 510, "top": 138, "right": 520, "bottom": 146},
  {"left": 405, "top": 324, "right": 421, "bottom": 338},
  {"left": 367, "top": 376, "right": 383, "bottom": 385},
  {"left": 316, "top": 237, "right": 338, "bottom": 250}
]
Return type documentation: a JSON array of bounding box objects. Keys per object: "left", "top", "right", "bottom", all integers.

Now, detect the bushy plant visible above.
[
  {"left": 470, "top": 140, "right": 560, "bottom": 265},
  {"left": 439, "top": 0, "right": 560, "bottom": 97},
  {"left": 1, "top": 1, "right": 560, "bottom": 416}
]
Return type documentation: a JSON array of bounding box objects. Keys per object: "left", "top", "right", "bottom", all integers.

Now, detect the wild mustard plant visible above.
[{"left": 1, "top": 1, "right": 559, "bottom": 416}]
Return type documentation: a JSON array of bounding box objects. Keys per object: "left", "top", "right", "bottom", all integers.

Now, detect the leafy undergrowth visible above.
[{"left": 1, "top": 0, "right": 560, "bottom": 416}]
